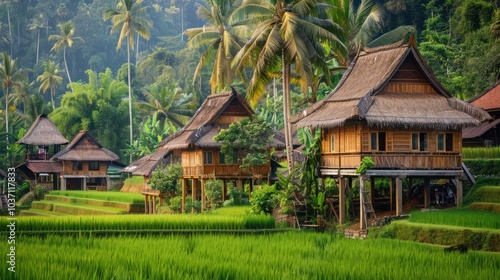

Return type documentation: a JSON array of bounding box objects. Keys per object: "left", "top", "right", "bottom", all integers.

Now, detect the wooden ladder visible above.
[
  {"left": 292, "top": 195, "right": 318, "bottom": 230},
  {"left": 0, "top": 195, "right": 8, "bottom": 210},
  {"left": 362, "top": 191, "right": 376, "bottom": 219}
]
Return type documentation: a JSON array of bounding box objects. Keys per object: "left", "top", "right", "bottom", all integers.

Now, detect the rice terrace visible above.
[{"left": 1, "top": 0, "right": 500, "bottom": 279}]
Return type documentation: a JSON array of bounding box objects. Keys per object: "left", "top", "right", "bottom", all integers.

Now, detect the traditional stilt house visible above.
[
  {"left": 125, "top": 90, "right": 284, "bottom": 213},
  {"left": 53, "top": 131, "right": 120, "bottom": 191},
  {"left": 16, "top": 114, "right": 68, "bottom": 189},
  {"left": 463, "top": 81, "right": 500, "bottom": 147},
  {"left": 294, "top": 41, "right": 490, "bottom": 229}
]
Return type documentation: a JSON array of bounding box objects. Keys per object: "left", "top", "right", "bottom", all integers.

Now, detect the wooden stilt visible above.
[
  {"left": 152, "top": 196, "right": 157, "bottom": 214},
  {"left": 456, "top": 176, "right": 463, "bottom": 206},
  {"left": 222, "top": 180, "right": 227, "bottom": 201},
  {"left": 390, "top": 178, "right": 394, "bottom": 214},
  {"left": 423, "top": 178, "right": 430, "bottom": 208},
  {"left": 359, "top": 176, "right": 367, "bottom": 230},
  {"left": 396, "top": 177, "right": 403, "bottom": 216},
  {"left": 181, "top": 178, "right": 187, "bottom": 213},
  {"left": 144, "top": 195, "right": 149, "bottom": 214},
  {"left": 192, "top": 179, "right": 197, "bottom": 213},
  {"left": 370, "top": 177, "right": 375, "bottom": 205},
  {"left": 201, "top": 179, "right": 205, "bottom": 212},
  {"left": 339, "top": 176, "right": 345, "bottom": 224}
]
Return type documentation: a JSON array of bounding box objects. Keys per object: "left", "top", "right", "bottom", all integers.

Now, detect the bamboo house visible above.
[{"left": 294, "top": 40, "right": 490, "bottom": 229}]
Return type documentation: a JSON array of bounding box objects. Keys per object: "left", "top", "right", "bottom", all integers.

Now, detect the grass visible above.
[
  {"left": 463, "top": 147, "right": 500, "bottom": 159},
  {"left": 408, "top": 209, "right": 500, "bottom": 229},
  {"left": 30, "top": 201, "right": 129, "bottom": 215},
  {"left": 48, "top": 190, "right": 144, "bottom": 204},
  {"left": 2, "top": 232, "right": 498, "bottom": 280},
  {"left": 0, "top": 211, "right": 276, "bottom": 233}
]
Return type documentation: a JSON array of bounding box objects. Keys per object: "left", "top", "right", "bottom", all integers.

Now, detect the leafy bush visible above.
[
  {"left": 169, "top": 196, "right": 182, "bottom": 212},
  {"left": 147, "top": 163, "right": 183, "bottom": 194},
  {"left": 204, "top": 179, "right": 223, "bottom": 210},
  {"left": 185, "top": 196, "right": 201, "bottom": 213},
  {"left": 224, "top": 187, "right": 249, "bottom": 206},
  {"left": 324, "top": 177, "right": 338, "bottom": 197},
  {"left": 34, "top": 185, "right": 49, "bottom": 200},
  {"left": 250, "top": 184, "right": 278, "bottom": 214}
]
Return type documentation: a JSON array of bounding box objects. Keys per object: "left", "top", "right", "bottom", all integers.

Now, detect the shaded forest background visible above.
[{"left": 0, "top": 0, "right": 498, "bottom": 169}]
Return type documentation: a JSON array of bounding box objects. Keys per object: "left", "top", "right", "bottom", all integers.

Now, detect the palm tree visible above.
[
  {"left": 234, "top": 0, "right": 344, "bottom": 171},
  {"left": 326, "top": 0, "right": 387, "bottom": 66},
  {"left": 49, "top": 20, "right": 83, "bottom": 93},
  {"left": 27, "top": 13, "right": 48, "bottom": 66},
  {"left": 0, "top": 0, "right": 18, "bottom": 56},
  {"left": 37, "top": 59, "right": 63, "bottom": 110},
  {"left": 103, "top": 0, "right": 151, "bottom": 163},
  {"left": 11, "top": 79, "right": 35, "bottom": 114},
  {"left": 0, "top": 52, "right": 27, "bottom": 152},
  {"left": 184, "top": 0, "right": 250, "bottom": 94},
  {"left": 138, "top": 84, "right": 197, "bottom": 129}
]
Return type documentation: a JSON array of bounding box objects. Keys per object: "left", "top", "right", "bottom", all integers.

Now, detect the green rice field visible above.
[
  {"left": 408, "top": 209, "right": 500, "bottom": 229},
  {"left": 48, "top": 190, "right": 144, "bottom": 203},
  {"left": 1, "top": 232, "right": 498, "bottom": 280}
]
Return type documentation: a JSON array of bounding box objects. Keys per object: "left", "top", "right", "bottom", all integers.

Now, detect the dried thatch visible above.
[
  {"left": 17, "top": 114, "right": 68, "bottom": 146},
  {"left": 295, "top": 43, "right": 491, "bottom": 130},
  {"left": 53, "top": 131, "right": 119, "bottom": 162}
]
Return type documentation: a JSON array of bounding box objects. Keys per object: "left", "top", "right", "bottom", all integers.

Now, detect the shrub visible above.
[
  {"left": 250, "top": 184, "right": 278, "bottom": 214},
  {"left": 34, "top": 185, "right": 49, "bottom": 200},
  {"left": 185, "top": 196, "right": 201, "bottom": 213},
  {"left": 226, "top": 187, "right": 249, "bottom": 206},
  {"left": 463, "top": 159, "right": 500, "bottom": 178},
  {"left": 147, "top": 163, "right": 183, "bottom": 194},
  {"left": 205, "top": 179, "right": 223, "bottom": 210},
  {"left": 169, "top": 196, "right": 182, "bottom": 212},
  {"left": 324, "top": 178, "right": 338, "bottom": 197}
]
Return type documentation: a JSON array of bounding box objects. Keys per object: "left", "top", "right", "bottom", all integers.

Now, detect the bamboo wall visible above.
[{"left": 321, "top": 124, "right": 462, "bottom": 170}]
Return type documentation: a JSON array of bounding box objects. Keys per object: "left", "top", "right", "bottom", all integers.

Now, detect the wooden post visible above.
[
  {"left": 192, "top": 179, "right": 197, "bottom": 213},
  {"left": 423, "top": 178, "right": 430, "bottom": 208},
  {"left": 152, "top": 196, "right": 157, "bottom": 214},
  {"left": 149, "top": 196, "right": 154, "bottom": 214},
  {"left": 181, "top": 178, "right": 187, "bottom": 213},
  {"left": 144, "top": 195, "right": 149, "bottom": 214},
  {"left": 396, "top": 177, "right": 403, "bottom": 216},
  {"left": 222, "top": 180, "right": 227, "bottom": 201},
  {"left": 390, "top": 178, "right": 394, "bottom": 214},
  {"left": 249, "top": 179, "right": 253, "bottom": 198},
  {"left": 339, "top": 176, "right": 345, "bottom": 224},
  {"left": 201, "top": 179, "right": 205, "bottom": 212},
  {"left": 237, "top": 179, "right": 243, "bottom": 190},
  {"left": 456, "top": 176, "right": 463, "bottom": 207},
  {"left": 359, "top": 175, "right": 367, "bottom": 230}
]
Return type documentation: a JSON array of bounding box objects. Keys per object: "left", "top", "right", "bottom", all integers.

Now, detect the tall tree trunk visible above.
[
  {"left": 63, "top": 47, "right": 74, "bottom": 93},
  {"left": 127, "top": 35, "right": 133, "bottom": 164},
  {"left": 5, "top": 86, "right": 9, "bottom": 162},
  {"left": 50, "top": 87, "right": 55, "bottom": 110},
  {"left": 7, "top": 8, "right": 12, "bottom": 56},
  {"left": 282, "top": 52, "right": 294, "bottom": 172},
  {"left": 36, "top": 30, "right": 40, "bottom": 65}
]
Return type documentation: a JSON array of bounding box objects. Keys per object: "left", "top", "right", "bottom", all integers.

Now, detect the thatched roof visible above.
[
  {"left": 294, "top": 43, "right": 491, "bottom": 130},
  {"left": 469, "top": 81, "right": 500, "bottom": 111},
  {"left": 53, "top": 131, "right": 119, "bottom": 162},
  {"left": 17, "top": 114, "right": 68, "bottom": 146}
]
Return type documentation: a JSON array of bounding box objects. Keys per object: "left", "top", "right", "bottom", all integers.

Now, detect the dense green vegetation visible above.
[
  {"left": 49, "top": 190, "right": 144, "bottom": 203},
  {"left": 1, "top": 233, "right": 498, "bottom": 279},
  {"left": 0, "top": 0, "right": 498, "bottom": 168},
  {"left": 408, "top": 209, "right": 500, "bottom": 229}
]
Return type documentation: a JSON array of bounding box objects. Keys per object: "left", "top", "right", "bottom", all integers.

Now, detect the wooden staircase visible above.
[
  {"left": 362, "top": 191, "right": 376, "bottom": 219},
  {"left": 292, "top": 194, "right": 318, "bottom": 230}
]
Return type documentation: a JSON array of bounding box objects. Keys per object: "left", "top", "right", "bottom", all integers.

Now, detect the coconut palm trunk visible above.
[
  {"left": 127, "top": 34, "right": 133, "bottom": 163},
  {"left": 63, "top": 47, "right": 74, "bottom": 92},
  {"left": 282, "top": 51, "right": 294, "bottom": 171}
]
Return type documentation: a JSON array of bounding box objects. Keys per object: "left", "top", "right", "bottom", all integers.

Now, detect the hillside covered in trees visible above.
[{"left": 0, "top": 0, "right": 498, "bottom": 169}]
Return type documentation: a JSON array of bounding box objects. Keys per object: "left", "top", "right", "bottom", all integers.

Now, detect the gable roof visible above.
[
  {"left": 294, "top": 42, "right": 491, "bottom": 130},
  {"left": 53, "top": 131, "right": 119, "bottom": 162},
  {"left": 162, "top": 90, "right": 254, "bottom": 150},
  {"left": 469, "top": 81, "right": 500, "bottom": 111},
  {"left": 17, "top": 114, "right": 68, "bottom": 146}
]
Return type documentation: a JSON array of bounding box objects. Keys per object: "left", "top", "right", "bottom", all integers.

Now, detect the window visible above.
[
  {"left": 203, "top": 151, "right": 213, "bottom": 164},
  {"left": 89, "top": 161, "right": 99, "bottom": 171},
  {"left": 437, "top": 134, "right": 444, "bottom": 151},
  {"left": 370, "top": 132, "right": 386, "bottom": 151},
  {"left": 73, "top": 161, "right": 83, "bottom": 171},
  {"left": 219, "top": 152, "right": 225, "bottom": 164},
  {"left": 419, "top": 133, "right": 428, "bottom": 151},
  {"left": 412, "top": 132, "right": 428, "bottom": 151},
  {"left": 446, "top": 133, "right": 453, "bottom": 151},
  {"left": 330, "top": 135, "right": 335, "bottom": 152}
]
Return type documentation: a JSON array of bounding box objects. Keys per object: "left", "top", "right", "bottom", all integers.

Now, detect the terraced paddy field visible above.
[{"left": 19, "top": 191, "right": 145, "bottom": 216}]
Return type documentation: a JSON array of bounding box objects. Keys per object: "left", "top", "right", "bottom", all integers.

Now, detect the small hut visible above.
[
  {"left": 463, "top": 81, "right": 500, "bottom": 147},
  {"left": 294, "top": 41, "right": 490, "bottom": 229},
  {"left": 16, "top": 114, "right": 68, "bottom": 189},
  {"left": 53, "top": 131, "right": 120, "bottom": 191}
]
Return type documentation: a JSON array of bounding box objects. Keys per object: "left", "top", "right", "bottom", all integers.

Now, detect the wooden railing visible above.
[
  {"left": 183, "top": 164, "right": 269, "bottom": 178},
  {"left": 321, "top": 153, "right": 461, "bottom": 170},
  {"left": 26, "top": 153, "right": 54, "bottom": 160}
]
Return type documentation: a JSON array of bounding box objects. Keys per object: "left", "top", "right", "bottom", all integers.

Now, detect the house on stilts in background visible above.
[
  {"left": 293, "top": 39, "right": 490, "bottom": 229},
  {"left": 16, "top": 114, "right": 68, "bottom": 190},
  {"left": 463, "top": 81, "right": 500, "bottom": 147},
  {"left": 124, "top": 90, "right": 284, "bottom": 213}
]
